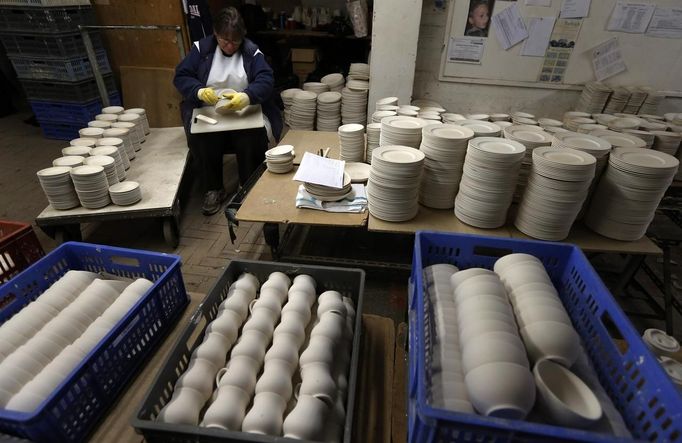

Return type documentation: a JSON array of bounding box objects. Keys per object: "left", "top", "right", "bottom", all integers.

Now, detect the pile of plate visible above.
[
  {"left": 604, "top": 88, "right": 630, "bottom": 113},
  {"left": 454, "top": 137, "right": 525, "bottom": 228},
  {"left": 265, "top": 145, "right": 295, "bottom": 173},
  {"left": 419, "top": 124, "right": 474, "bottom": 209},
  {"left": 585, "top": 148, "right": 679, "bottom": 241},
  {"left": 372, "top": 110, "right": 397, "bottom": 123},
  {"left": 515, "top": 147, "right": 596, "bottom": 241},
  {"left": 345, "top": 162, "right": 371, "bottom": 183},
  {"left": 455, "top": 120, "right": 502, "bottom": 137},
  {"left": 576, "top": 82, "right": 612, "bottom": 114},
  {"left": 622, "top": 129, "right": 654, "bottom": 149},
  {"left": 397, "top": 105, "right": 419, "bottom": 117},
  {"left": 97, "top": 137, "right": 130, "bottom": 170},
  {"left": 376, "top": 96, "right": 398, "bottom": 108},
  {"left": 90, "top": 146, "right": 125, "bottom": 181},
  {"left": 289, "top": 91, "right": 318, "bottom": 130},
  {"left": 366, "top": 123, "right": 381, "bottom": 163},
  {"left": 62, "top": 146, "right": 91, "bottom": 157},
  {"left": 70, "top": 165, "right": 111, "bottom": 209},
  {"left": 320, "top": 73, "right": 345, "bottom": 92},
  {"left": 302, "top": 82, "right": 330, "bottom": 94},
  {"left": 639, "top": 119, "right": 667, "bottom": 131},
  {"left": 551, "top": 131, "right": 612, "bottom": 174},
  {"left": 36, "top": 166, "right": 80, "bottom": 210},
  {"left": 418, "top": 107, "right": 443, "bottom": 121},
  {"left": 544, "top": 126, "right": 570, "bottom": 135},
  {"left": 338, "top": 124, "right": 365, "bottom": 162},
  {"left": 593, "top": 114, "right": 618, "bottom": 126},
  {"left": 281, "top": 88, "right": 302, "bottom": 126},
  {"left": 651, "top": 131, "right": 681, "bottom": 156},
  {"left": 623, "top": 87, "right": 648, "bottom": 114},
  {"left": 577, "top": 123, "right": 607, "bottom": 134},
  {"left": 379, "top": 116, "right": 427, "bottom": 149},
  {"left": 564, "top": 117, "right": 596, "bottom": 132},
  {"left": 537, "top": 118, "right": 563, "bottom": 129},
  {"left": 83, "top": 155, "right": 118, "bottom": 186},
  {"left": 490, "top": 113, "right": 510, "bottom": 122},
  {"left": 503, "top": 125, "right": 553, "bottom": 200},
  {"left": 346, "top": 78, "right": 369, "bottom": 91},
  {"left": 590, "top": 129, "right": 647, "bottom": 149},
  {"left": 316, "top": 91, "right": 342, "bottom": 131},
  {"left": 53, "top": 155, "right": 84, "bottom": 168},
  {"left": 466, "top": 113, "right": 489, "bottom": 121},
  {"left": 348, "top": 63, "right": 369, "bottom": 81},
  {"left": 305, "top": 172, "right": 352, "bottom": 201},
  {"left": 367, "top": 145, "right": 424, "bottom": 222},
  {"left": 608, "top": 116, "right": 642, "bottom": 130},
  {"left": 341, "top": 88, "right": 368, "bottom": 125},
  {"left": 442, "top": 113, "right": 466, "bottom": 123},
  {"left": 511, "top": 112, "right": 535, "bottom": 124},
  {"left": 109, "top": 181, "right": 142, "bottom": 206},
  {"left": 639, "top": 91, "right": 664, "bottom": 115}
]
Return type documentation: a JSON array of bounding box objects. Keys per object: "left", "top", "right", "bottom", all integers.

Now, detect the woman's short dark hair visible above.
[{"left": 213, "top": 7, "right": 246, "bottom": 39}]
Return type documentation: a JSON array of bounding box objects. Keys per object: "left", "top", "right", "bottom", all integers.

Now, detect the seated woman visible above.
[{"left": 174, "top": 7, "right": 283, "bottom": 215}]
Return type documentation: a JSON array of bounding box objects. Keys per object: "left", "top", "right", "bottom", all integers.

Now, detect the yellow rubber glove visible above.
[
  {"left": 197, "top": 87, "right": 220, "bottom": 105},
  {"left": 223, "top": 92, "right": 250, "bottom": 111}
]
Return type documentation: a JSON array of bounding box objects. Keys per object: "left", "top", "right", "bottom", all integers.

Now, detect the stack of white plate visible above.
[
  {"left": 623, "top": 87, "right": 648, "bottom": 114},
  {"left": 53, "top": 155, "right": 85, "bottom": 168},
  {"left": 88, "top": 120, "right": 111, "bottom": 130},
  {"left": 490, "top": 113, "right": 510, "bottom": 122},
  {"left": 62, "top": 146, "right": 91, "bottom": 157},
  {"left": 417, "top": 108, "right": 442, "bottom": 122},
  {"left": 372, "top": 110, "right": 397, "bottom": 123},
  {"left": 341, "top": 87, "right": 368, "bottom": 125},
  {"left": 454, "top": 137, "right": 526, "bottom": 228},
  {"left": 622, "top": 129, "right": 655, "bottom": 149},
  {"left": 304, "top": 172, "right": 352, "bottom": 201},
  {"left": 564, "top": 111, "right": 592, "bottom": 121},
  {"left": 590, "top": 129, "right": 647, "bottom": 149},
  {"left": 516, "top": 117, "right": 539, "bottom": 126},
  {"left": 70, "top": 165, "right": 111, "bottom": 209},
  {"left": 592, "top": 114, "right": 617, "bottom": 126},
  {"left": 303, "top": 82, "right": 329, "bottom": 94},
  {"left": 651, "top": 131, "right": 681, "bottom": 156},
  {"left": 265, "top": 145, "right": 295, "bottom": 173},
  {"left": 639, "top": 119, "right": 668, "bottom": 131},
  {"left": 320, "top": 73, "right": 345, "bottom": 92},
  {"left": 366, "top": 123, "right": 381, "bottom": 163},
  {"left": 79, "top": 127, "right": 104, "bottom": 139},
  {"left": 376, "top": 104, "right": 399, "bottom": 112},
  {"left": 544, "top": 126, "right": 570, "bottom": 135},
  {"left": 411, "top": 98, "right": 443, "bottom": 108},
  {"left": 348, "top": 63, "right": 369, "bottom": 81},
  {"left": 551, "top": 131, "right": 612, "bottom": 174},
  {"left": 466, "top": 113, "right": 489, "bottom": 121},
  {"left": 109, "top": 181, "right": 142, "bottom": 206},
  {"left": 576, "top": 82, "right": 612, "bottom": 114},
  {"left": 604, "top": 88, "right": 630, "bottom": 113},
  {"left": 376, "top": 96, "right": 398, "bottom": 108},
  {"left": 316, "top": 91, "right": 342, "bottom": 132},
  {"left": 515, "top": 147, "right": 596, "bottom": 241},
  {"left": 289, "top": 90, "right": 318, "bottom": 130},
  {"left": 36, "top": 166, "right": 80, "bottom": 210},
  {"left": 367, "top": 145, "right": 424, "bottom": 221},
  {"left": 380, "top": 116, "right": 427, "bottom": 149},
  {"left": 511, "top": 112, "right": 535, "bottom": 124},
  {"left": 639, "top": 91, "right": 664, "bottom": 115},
  {"left": 397, "top": 105, "right": 419, "bottom": 117},
  {"left": 90, "top": 146, "right": 126, "bottom": 181},
  {"left": 585, "top": 148, "right": 679, "bottom": 241},
  {"left": 608, "top": 116, "right": 642, "bottom": 130},
  {"left": 103, "top": 128, "right": 135, "bottom": 162},
  {"left": 537, "top": 118, "right": 563, "bottom": 129},
  {"left": 346, "top": 78, "right": 369, "bottom": 91},
  {"left": 455, "top": 119, "right": 502, "bottom": 137},
  {"left": 577, "top": 123, "right": 607, "bottom": 134},
  {"left": 564, "top": 117, "right": 596, "bottom": 132},
  {"left": 97, "top": 137, "right": 130, "bottom": 170},
  {"left": 503, "top": 125, "right": 553, "bottom": 200},
  {"left": 70, "top": 137, "right": 96, "bottom": 148},
  {"left": 419, "top": 124, "right": 474, "bottom": 209},
  {"left": 83, "top": 155, "right": 118, "bottom": 186},
  {"left": 442, "top": 113, "right": 466, "bottom": 123},
  {"left": 281, "top": 88, "right": 302, "bottom": 126},
  {"left": 338, "top": 124, "right": 366, "bottom": 162}
]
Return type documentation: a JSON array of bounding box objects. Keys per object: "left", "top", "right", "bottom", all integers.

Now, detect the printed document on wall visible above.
[
  {"left": 447, "top": 36, "right": 486, "bottom": 63},
  {"left": 492, "top": 4, "right": 529, "bottom": 50},
  {"left": 525, "top": 0, "right": 551, "bottom": 6},
  {"left": 646, "top": 7, "right": 682, "bottom": 39},
  {"left": 607, "top": 2, "right": 655, "bottom": 33},
  {"left": 591, "top": 37, "right": 626, "bottom": 81},
  {"left": 521, "top": 16, "right": 557, "bottom": 56},
  {"left": 560, "top": 0, "right": 591, "bottom": 19}
]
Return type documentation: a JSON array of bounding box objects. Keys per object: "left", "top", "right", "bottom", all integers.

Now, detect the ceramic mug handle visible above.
[{"left": 215, "top": 367, "right": 228, "bottom": 387}]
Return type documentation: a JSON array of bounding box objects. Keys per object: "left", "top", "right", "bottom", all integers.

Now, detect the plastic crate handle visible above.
[{"left": 408, "top": 298, "right": 419, "bottom": 399}]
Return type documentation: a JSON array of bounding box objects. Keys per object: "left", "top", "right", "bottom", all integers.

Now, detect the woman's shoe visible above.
[{"left": 202, "top": 189, "right": 227, "bottom": 215}]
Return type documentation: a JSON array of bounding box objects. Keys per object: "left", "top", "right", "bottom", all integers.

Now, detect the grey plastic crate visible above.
[
  {"left": 0, "top": 0, "right": 90, "bottom": 6},
  {"left": 0, "top": 31, "right": 103, "bottom": 57},
  {"left": 132, "top": 259, "right": 365, "bottom": 443},
  {"left": 20, "top": 74, "right": 116, "bottom": 102},
  {"left": 10, "top": 50, "right": 110, "bottom": 81},
  {"left": 0, "top": 5, "right": 94, "bottom": 33}
]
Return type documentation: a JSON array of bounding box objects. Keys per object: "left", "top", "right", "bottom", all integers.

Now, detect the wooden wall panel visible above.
[{"left": 120, "top": 66, "right": 182, "bottom": 128}]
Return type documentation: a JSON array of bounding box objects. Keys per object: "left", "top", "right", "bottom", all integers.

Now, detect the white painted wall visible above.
[{"left": 412, "top": 0, "right": 682, "bottom": 118}]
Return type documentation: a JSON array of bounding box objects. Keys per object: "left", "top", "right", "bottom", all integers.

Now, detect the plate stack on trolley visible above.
[{"left": 0, "top": 0, "right": 119, "bottom": 140}]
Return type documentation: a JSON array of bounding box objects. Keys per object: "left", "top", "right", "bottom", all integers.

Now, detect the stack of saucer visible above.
[
  {"left": 367, "top": 145, "right": 424, "bottom": 222},
  {"left": 419, "top": 124, "right": 474, "bottom": 209},
  {"left": 418, "top": 107, "right": 443, "bottom": 121},
  {"left": 53, "top": 155, "right": 85, "bottom": 168},
  {"left": 62, "top": 146, "right": 91, "bottom": 157},
  {"left": 639, "top": 119, "right": 668, "bottom": 131},
  {"left": 109, "top": 181, "right": 142, "bottom": 206},
  {"left": 320, "top": 73, "right": 345, "bottom": 92},
  {"left": 303, "top": 82, "right": 330, "bottom": 94},
  {"left": 316, "top": 91, "right": 342, "bottom": 131},
  {"left": 651, "top": 131, "right": 681, "bottom": 156},
  {"left": 577, "top": 124, "right": 607, "bottom": 134},
  {"left": 454, "top": 137, "right": 526, "bottom": 228},
  {"left": 544, "top": 126, "right": 570, "bottom": 135},
  {"left": 586, "top": 148, "right": 679, "bottom": 241},
  {"left": 372, "top": 110, "right": 397, "bottom": 123},
  {"left": 397, "top": 105, "right": 419, "bottom": 117},
  {"left": 338, "top": 124, "right": 366, "bottom": 162},
  {"left": 341, "top": 88, "right": 368, "bottom": 125},
  {"left": 608, "top": 116, "right": 642, "bottom": 130},
  {"left": 515, "top": 147, "right": 596, "bottom": 241},
  {"left": 511, "top": 112, "right": 535, "bottom": 124},
  {"left": 83, "top": 155, "right": 119, "bottom": 186},
  {"left": 346, "top": 77, "right": 369, "bottom": 91},
  {"left": 348, "top": 63, "right": 369, "bottom": 82},
  {"left": 604, "top": 88, "right": 630, "bottom": 113},
  {"left": 376, "top": 97, "right": 398, "bottom": 108},
  {"left": 490, "top": 113, "right": 510, "bottom": 122},
  {"left": 103, "top": 128, "right": 135, "bottom": 162},
  {"left": 380, "top": 116, "right": 427, "bottom": 149},
  {"left": 281, "top": 88, "right": 302, "bottom": 126},
  {"left": 442, "top": 113, "right": 466, "bottom": 123},
  {"left": 79, "top": 127, "right": 104, "bottom": 139},
  {"left": 537, "top": 118, "right": 563, "bottom": 129},
  {"left": 304, "top": 173, "right": 352, "bottom": 201},
  {"left": 592, "top": 114, "right": 618, "bottom": 126},
  {"left": 36, "top": 166, "right": 80, "bottom": 210},
  {"left": 576, "top": 82, "right": 612, "bottom": 114},
  {"left": 70, "top": 165, "right": 111, "bottom": 209},
  {"left": 456, "top": 120, "right": 501, "bottom": 137},
  {"left": 90, "top": 146, "right": 126, "bottom": 181},
  {"left": 622, "top": 129, "right": 655, "bottom": 149},
  {"left": 289, "top": 91, "right": 318, "bottom": 130},
  {"left": 70, "top": 137, "right": 97, "bottom": 148},
  {"left": 366, "top": 123, "right": 381, "bottom": 163},
  {"left": 590, "top": 129, "right": 647, "bottom": 149},
  {"left": 623, "top": 87, "right": 648, "bottom": 114},
  {"left": 639, "top": 91, "right": 665, "bottom": 115},
  {"left": 503, "top": 125, "right": 553, "bottom": 200},
  {"left": 97, "top": 137, "right": 130, "bottom": 170},
  {"left": 265, "top": 145, "right": 295, "bottom": 173},
  {"left": 564, "top": 117, "right": 596, "bottom": 132}
]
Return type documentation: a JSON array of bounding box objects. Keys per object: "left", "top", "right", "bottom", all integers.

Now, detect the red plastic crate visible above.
[{"left": 0, "top": 221, "right": 45, "bottom": 284}]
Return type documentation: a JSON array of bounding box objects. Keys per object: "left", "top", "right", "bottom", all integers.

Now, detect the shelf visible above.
[{"left": 254, "top": 29, "right": 369, "bottom": 40}]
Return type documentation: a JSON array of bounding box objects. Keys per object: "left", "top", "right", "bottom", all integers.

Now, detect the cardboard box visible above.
[
  {"left": 291, "top": 48, "right": 317, "bottom": 63},
  {"left": 293, "top": 61, "right": 316, "bottom": 83}
]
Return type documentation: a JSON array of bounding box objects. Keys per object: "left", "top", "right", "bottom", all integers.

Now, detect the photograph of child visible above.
[{"left": 464, "top": 0, "right": 494, "bottom": 37}]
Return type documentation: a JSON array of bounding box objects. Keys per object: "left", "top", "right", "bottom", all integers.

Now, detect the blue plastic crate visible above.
[
  {"left": 31, "top": 92, "right": 121, "bottom": 126},
  {"left": 0, "top": 242, "right": 189, "bottom": 442},
  {"left": 10, "top": 50, "right": 111, "bottom": 81},
  {"left": 409, "top": 231, "right": 682, "bottom": 443}
]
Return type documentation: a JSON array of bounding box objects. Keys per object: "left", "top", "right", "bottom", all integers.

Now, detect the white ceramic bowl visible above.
[
  {"left": 450, "top": 268, "right": 494, "bottom": 290},
  {"left": 508, "top": 281, "right": 559, "bottom": 301},
  {"left": 516, "top": 305, "right": 572, "bottom": 329},
  {"left": 462, "top": 337, "right": 529, "bottom": 375},
  {"left": 520, "top": 321, "right": 580, "bottom": 366},
  {"left": 459, "top": 319, "right": 518, "bottom": 344},
  {"left": 464, "top": 362, "right": 535, "bottom": 419},
  {"left": 493, "top": 253, "right": 542, "bottom": 275}
]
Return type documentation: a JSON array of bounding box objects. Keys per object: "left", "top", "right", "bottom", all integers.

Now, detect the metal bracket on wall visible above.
[{"left": 78, "top": 24, "right": 187, "bottom": 107}]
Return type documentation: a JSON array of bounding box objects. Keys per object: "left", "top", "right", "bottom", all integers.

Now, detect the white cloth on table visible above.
[{"left": 295, "top": 184, "right": 367, "bottom": 213}]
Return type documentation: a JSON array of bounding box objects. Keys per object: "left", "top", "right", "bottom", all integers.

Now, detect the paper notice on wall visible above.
[
  {"left": 560, "top": 0, "right": 591, "bottom": 19},
  {"left": 646, "top": 7, "right": 682, "bottom": 39},
  {"left": 606, "top": 2, "right": 655, "bottom": 33},
  {"left": 492, "top": 4, "right": 529, "bottom": 50},
  {"left": 526, "top": 0, "right": 552, "bottom": 6},
  {"left": 521, "top": 16, "right": 557, "bottom": 56},
  {"left": 591, "top": 37, "right": 627, "bottom": 81},
  {"left": 538, "top": 18, "right": 582, "bottom": 83},
  {"left": 447, "top": 36, "right": 486, "bottom": 63}
]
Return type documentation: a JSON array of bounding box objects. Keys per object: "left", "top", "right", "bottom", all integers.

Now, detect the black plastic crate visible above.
[
  {"left": 0, "top": 31, "right": 103, "bottom": 57},
  {"left": 132, "top": 259, "right": 365, "bottom": 443},
  {"left": 0, "top": 5, "right": 94, "bottom": 33},
  {"left": 10, "top": 50, "right": 111, "bottom": 81},
  {"left": 20, "top": 74, "right": 117, "bottom": 102}
]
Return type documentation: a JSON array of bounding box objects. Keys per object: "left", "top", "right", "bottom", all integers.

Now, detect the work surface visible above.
[{"left": 36, "top": 127, "right": 189, "bottom": 224}]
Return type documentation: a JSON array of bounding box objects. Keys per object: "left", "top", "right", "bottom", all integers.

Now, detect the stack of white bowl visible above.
[
  {"left": 365, "top": 123, "right": 381, "bottom": 163},
  {"left": 577, "top": 123, "right": 607, "bottom": 134},
  {"left": 302, "top": 82, "right": 329, "bottom": 94},
  {"left": 379, "top": 116, "right": 427, "bottom": 149},
  {"left": 489, "top": 113, "right": 510, "bottom": 122},
  {"left": 455, "top": 137, "right": 525, "bottom": 228},
  {"left": 502, "top": 125, "right": 553, "bottom": 200},
  {"left": 585, "top": 148, "right": 679, "bottom": 240},
  {"left": 371, "top": 110, "right": 397, "bottom": 123},
  {"left": 397, "top": 105, "right": 419, "bottom": 117},
  {"left": 419, "top": 124, "right": 474, "bottom": 209},
  {"left": 564, "top": 117, "right": 596, "bottom": 132},
  {"left": 511, "top": 112, "right": 535, "bottom": 124},
  {"left": 340, "top": 88, "right": 368, "bottom": 125},
  {"left": 281, "top": 88, "right": 302, "bottom": 126},
  {"left": 320, "top": 73, "right": 345, "bottom": 92},
  {"left": 338, "top": 124, "right": 365, "bottom": 162},
  {"left": 36, "top": 166, "right": 80, "bottom": 210},
  {"left": 456, "top": 120, "right": 502, "bottom": 137},
  {"left": 494, "top": 253, "right": 581, "bottom": 367},
  {"left": 70, "top": 165, "right": 111, "bottom": 209},
  {"left": 53, "top": 155, "right": 84, "bottom": 168},
  {"left": 515, "top": 147, "right": 596, "bottom": 241},
  {"left": 109, "top": 181, "right": 142, "bottom": 205},
  {"left": 265, "top": 145, "right": 295, "bottom": 174},
  {"left": 304, "top": 173, "right": 352, "bottom": 201},
  {"left": 90, "top": 146, "right": 126, "bottom": 182},
  {"left": 622, "top": 129, "right": 654, "bottom": 149},
  {"left": 289, "top": 91, "right": 318, "bottom": 130},
  {"left": 316, "top": 91, "right": 342, "bottom": 132},
  {"left": 604, "top": 87, "right": 630, "bottom": 113},
  {"left": 366, "top": 145, "right": 424, "bottom": 222},
  {"left": 651, "top": 131, "right": 681, "bottom": 156},
  {"left": 423, "top": 264, "right": 473, "bottom": 413},
  {"left": 590, "top": 129, "right": 647, "bottom": 149},
  {"left": 575, "top": 82, "right": 612, "bottom": 114},
  {"left": 442, "top": 113, "right": 466, "bottom": 123},
  {"left": 83, "top": 155, "right": 118, "bottom": 187},
  {"left": 537, "top": 118, "right": 563, "bottom": 129},
  {"left": 623, "top": 87, "right": 648, "bottom": 114},
  {"left": 450, "top": 268, "right": 535, "bottom": 419}
]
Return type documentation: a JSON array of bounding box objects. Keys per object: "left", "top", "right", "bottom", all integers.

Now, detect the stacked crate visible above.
[{"left": 0, "top": 0, "right": 120, "bottom": 140}]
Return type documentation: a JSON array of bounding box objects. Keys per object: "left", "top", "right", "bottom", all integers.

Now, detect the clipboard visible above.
[{"left": 190, "top": 104, "right": 265, "bottom": 134}]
